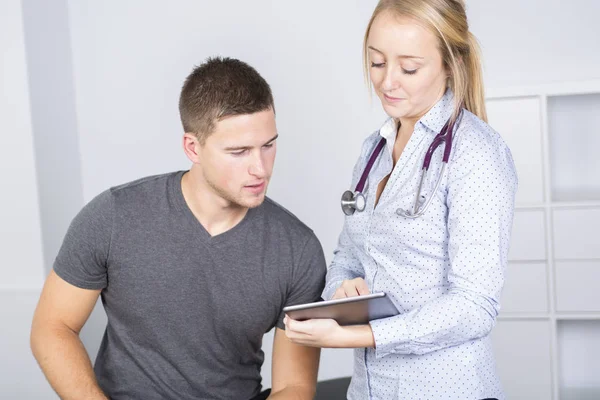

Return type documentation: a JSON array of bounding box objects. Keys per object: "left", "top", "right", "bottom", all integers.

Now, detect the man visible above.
[{"left": 30, "top": 57, "right": 326, "bottom": 400}]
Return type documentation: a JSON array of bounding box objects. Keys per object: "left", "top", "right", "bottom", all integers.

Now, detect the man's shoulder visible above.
[
  {"left": 258, "top": 197, "right": 317, "bottom": 239},
  {"left": 109, "top": 171, "right": 180, "bottom": 198}
]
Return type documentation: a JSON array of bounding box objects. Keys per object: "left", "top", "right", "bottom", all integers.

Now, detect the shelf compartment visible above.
[
  {"left": 492, "top": 320, "right": 553, "bottom": 399},
  {"left": 558, "top": 320, "right": 600, "bottom": 399},
  {"left": 509, "top": 210, "right": 547, "bottom": 261},
  {"left": 556, "top": 261, "right": 600, "bottom": 312},
  {"left": 501, "top": 262, "right": 548, "bottom": 313},
  {"left": 548, "top": 93, "right": 600, "bottom": 202},
  {"left": 487, "top": 97, "right": 545, "bottom": 205},
  {"left": 553, "top": 208, "right": 600, "bottom": 259}
]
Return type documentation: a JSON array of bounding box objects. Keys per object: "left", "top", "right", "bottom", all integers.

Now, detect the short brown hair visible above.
[{"left": 178, "top": 57, "right": 274, "bottom": 143}]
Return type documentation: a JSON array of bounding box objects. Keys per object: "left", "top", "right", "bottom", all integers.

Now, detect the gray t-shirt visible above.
[{"left": 53, "top": 171, "right": 326, "bottom": 400}]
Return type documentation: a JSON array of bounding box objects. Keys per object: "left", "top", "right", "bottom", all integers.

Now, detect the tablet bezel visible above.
[{"left": 283, "top": 292, "right": 386, "bottom": 312}]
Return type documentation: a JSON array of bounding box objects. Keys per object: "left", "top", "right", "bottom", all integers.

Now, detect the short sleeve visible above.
[
  {"left": 53, "top": 190, "right": 114, "bottom": 290},
  {"left": 277, "top": 234, "right": 327, "bottom": 329}
]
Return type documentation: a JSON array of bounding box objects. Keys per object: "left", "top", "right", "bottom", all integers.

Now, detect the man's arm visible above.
[
  {"left": 268, "top": 327, "right": 320, "bottom": 400},
  {"left": 30, "top": 270, "right": 108, "bottom": 400}
]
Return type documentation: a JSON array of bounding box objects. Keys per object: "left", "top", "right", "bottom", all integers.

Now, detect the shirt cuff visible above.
[
  {"left": 370, "top": 315, "right": 410, "bottom": 358},
  {"left": 321, "top": 280, "right": 343, "bottom": 301}
]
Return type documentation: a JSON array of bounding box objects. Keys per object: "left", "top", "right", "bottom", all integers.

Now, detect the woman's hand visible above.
[
  {"left": 332, "top": 278, "right": 370, "bottom": 299},
  {"left": 283, "top": 315, "right": 375, "bottom": 348}
]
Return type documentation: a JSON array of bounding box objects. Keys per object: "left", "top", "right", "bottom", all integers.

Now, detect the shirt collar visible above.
[
  {"left": 378, "top": 89, "right": 456, "bottom": 140},
  {"left": 377, "top": 117, "right": 398, "bottom": 143},
  {"left": 418, "top": 89, "right": 455, "bottom": 134}
]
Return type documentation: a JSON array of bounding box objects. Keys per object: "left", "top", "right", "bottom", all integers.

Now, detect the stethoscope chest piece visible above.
[{"left": 341, "top": 190, "right": 366, "bottom": 216}]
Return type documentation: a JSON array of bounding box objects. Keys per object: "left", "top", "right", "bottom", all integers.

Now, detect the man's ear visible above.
[{"left": 182, "top": 133, "right": 202, "bottom": 163}]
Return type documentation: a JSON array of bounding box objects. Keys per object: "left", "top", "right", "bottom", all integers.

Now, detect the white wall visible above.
[
  {"left": 466, "top": 0, "right": 600, "bottom": 88},
  {"left": 21, "top": 0, "right": 84, "bottom": 275},
  {"left": 6, "top": 0, "right": 600, "bottom": 397},
  {"left": 0, "top": 0, "right": 55, "bottom": 398}
]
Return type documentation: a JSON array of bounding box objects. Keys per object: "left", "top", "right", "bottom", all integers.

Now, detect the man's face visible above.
[{"left": 196, "top": 108, "right": 277, "bottom": 209}]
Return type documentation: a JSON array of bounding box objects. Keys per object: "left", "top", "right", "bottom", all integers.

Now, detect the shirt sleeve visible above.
[
  {"left": 321, "top": 134, "right": 380, "bottom": 301},
  {"left": 277, "top": 234, "right": 327, "bottom": 329},
  {"left": 53, "top": 189, "right": 114, "bottom": 290},
  {"left": 370, "top": 129, "right": 518, "bottom": 358},
  {"left": 321, "top": 221, "right": 366, "bottom": 301}
]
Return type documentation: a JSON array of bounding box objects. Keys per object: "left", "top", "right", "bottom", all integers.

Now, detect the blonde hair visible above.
[{"left": 363, "top": 0, "right": 487, "bottom": 122}]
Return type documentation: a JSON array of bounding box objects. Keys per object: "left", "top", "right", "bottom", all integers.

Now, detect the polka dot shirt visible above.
[{"left": 322, "top": 90, "right": 518, "bottom": 400}]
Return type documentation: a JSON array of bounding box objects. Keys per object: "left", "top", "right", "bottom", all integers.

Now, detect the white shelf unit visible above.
[{"left": 486, "top": 80, "right": 600, "bottom": 400}]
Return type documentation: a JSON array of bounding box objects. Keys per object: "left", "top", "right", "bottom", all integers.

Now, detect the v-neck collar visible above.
[{"left": 170, "top": 170, "right": 257, "bottom": 245}]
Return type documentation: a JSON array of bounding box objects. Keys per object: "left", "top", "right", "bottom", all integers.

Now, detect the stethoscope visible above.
[{"left": 341, "top": 112, "right": 462, "bottom": 218}]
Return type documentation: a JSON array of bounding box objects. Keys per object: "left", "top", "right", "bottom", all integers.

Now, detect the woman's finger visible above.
[
  {"left": 286, "top": 318, "right": 314, "bottom": 335},
  {"left": 355, "top": 278, "right": 370, "bottom": 295}
]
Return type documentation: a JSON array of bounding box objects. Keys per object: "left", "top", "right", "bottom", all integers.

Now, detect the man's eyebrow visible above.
[{"left": 224, "top": 134, "right": 279, "bottom": 151}]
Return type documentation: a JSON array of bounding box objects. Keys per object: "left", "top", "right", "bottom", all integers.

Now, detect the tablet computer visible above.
[{"left": 283, "top": 292, "right": 399, "bottom": 326}]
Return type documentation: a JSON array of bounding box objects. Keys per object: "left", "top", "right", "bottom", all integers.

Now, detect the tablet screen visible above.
[{"left": 283, "top": 292, "right": 399, "bottom": 326}]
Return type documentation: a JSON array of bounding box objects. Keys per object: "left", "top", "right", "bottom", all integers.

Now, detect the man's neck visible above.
[{"left": 181, "top": 169, "right": 248, "bottom": 237}]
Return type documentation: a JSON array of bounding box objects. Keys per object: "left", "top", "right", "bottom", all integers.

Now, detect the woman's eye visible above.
[
  {"left": 371, "top": 62, "right": 385, "bottom": 68},
  {"left": 402, "top": 68, "right": 418, "bottom": 75}
]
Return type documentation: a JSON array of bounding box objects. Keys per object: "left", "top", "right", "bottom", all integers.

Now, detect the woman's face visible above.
[{"left": 367, "top": 12, "right": 448, "bottom": 124}]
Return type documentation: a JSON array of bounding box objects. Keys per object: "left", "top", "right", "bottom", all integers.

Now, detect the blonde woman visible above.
[{"left": 284, "top": 1, "right": 517, "bottom": 399}]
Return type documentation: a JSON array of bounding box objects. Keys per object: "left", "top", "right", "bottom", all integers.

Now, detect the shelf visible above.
[
  {"left": 486, "top": 79, "right": 600, "bottom": 99},
  {"left": 485, "top": 83, "right": 600, "bottom": 400},
  {"left": 514, "top": 204, "right": 545, "bottom": 210},
  {"left": 551, "top": 201, "right": 600, "bottom": 209},
  {"left": 497, "top": 313, "right": 600, "bottom": 321},
  {"left": 514, "top": 202, "right": 600, "bottom": 210},
  {"left": 556, "top": 313, "right": 600, "bottom": 320},
  {"left": 497, "top": 313, "right": 549, "bottom": 320},
  {"left": 560, "top": 388, "right": 600, "bottom": 400}
]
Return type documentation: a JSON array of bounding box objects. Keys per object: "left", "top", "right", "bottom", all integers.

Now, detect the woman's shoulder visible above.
[
  {"left": 453, "top": 109, "right": 512, "bottom": 160},
  {"left": 451, "top": 109, "right": 517, "bottom": 181}
]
